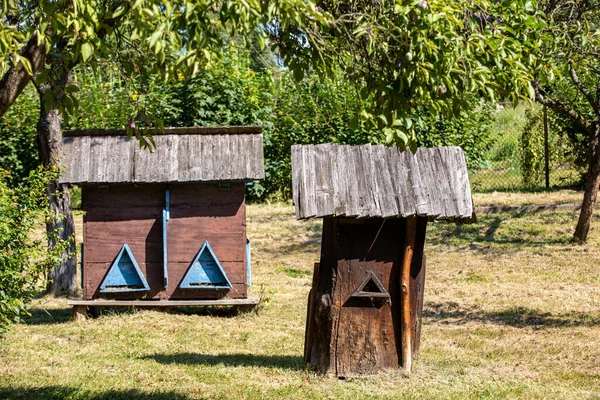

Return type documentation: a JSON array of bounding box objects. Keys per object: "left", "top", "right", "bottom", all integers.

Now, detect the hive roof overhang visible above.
[
  {"left": 59, "top": 126, "right": 265, "bottom": 184},
  {"left": 291, "top": 144, "right": 474, "bottom": 222}
]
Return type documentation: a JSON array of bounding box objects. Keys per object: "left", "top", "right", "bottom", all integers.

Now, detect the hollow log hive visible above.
[{"left": 292, "top": 144, "right": 474, "bottom": 377}]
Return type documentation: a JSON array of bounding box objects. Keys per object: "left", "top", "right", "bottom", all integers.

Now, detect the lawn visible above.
[{"left": 1, "top": 201, "right": 599, "bottom": 399}]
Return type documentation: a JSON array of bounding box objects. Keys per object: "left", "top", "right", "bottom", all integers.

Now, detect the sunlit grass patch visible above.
[{"left": 1, "top": 203, "right": 599, "bottom": 399}]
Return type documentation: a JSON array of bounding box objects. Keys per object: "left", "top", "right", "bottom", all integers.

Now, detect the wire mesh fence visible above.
[{"left": 469, "top": 159, "right": 583, "bottom": 193}]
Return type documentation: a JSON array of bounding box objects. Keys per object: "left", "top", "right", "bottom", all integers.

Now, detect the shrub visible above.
[
  {"left": 0, "top": 167, "right": 68, "bottom": 334},
  {"left": 520, "top": 106, "right": 585, "bottom": 187},
  {"left": 415, "top": 97, "right": 495, "bottom": 171}
]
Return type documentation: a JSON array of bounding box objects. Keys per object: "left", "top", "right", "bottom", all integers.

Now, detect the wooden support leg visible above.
[
  {"left": 304, "top": 262, "right": 320, "bottom": 363},
  {"left": 72, "top": 305, "right": 88, "bottom": 321},
  {"left": 89, "top": 306, "right": 100, "bottom": 318},
  {"left": 401, "top": 217, "right": 417, "bottom": 373}
]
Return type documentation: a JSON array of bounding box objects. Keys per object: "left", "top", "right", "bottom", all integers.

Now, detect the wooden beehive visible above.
[
  {"left": 59, "top": 127, "right": 264, "bottom": 302},
  {"left": 292, "top": 144, "right": 474, "bottom": 377}
]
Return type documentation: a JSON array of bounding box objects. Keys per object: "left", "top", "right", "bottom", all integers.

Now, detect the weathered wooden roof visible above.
[
  {"left": 291, "top": 144, "right": 474, "bottom": 220},
  {"left": 59, "top": 129, "right": 264, "bottom": 184}
]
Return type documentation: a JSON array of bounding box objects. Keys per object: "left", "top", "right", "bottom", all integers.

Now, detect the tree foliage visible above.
[
  {"left": 526, "top": 1, "right": 600, "bottom": 241},
  {"left": 274, "top": 0, "right": 542, "bottom": 148},
  {"left": 1, "top": 44, "right": 498, "bottom": 199},
  {"left": 0, "top": 84, "right": 38, "bottom": 187},
  {"left": 1, "top": 1, "right": 546, "bottom": 147}
]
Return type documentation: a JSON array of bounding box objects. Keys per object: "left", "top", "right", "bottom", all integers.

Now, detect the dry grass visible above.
[
  {"left": 1, "top": 203, "right": 599, "bottom": 399},
  {"left": 473, "top": 190, "right": 583, "bottom": 207}
]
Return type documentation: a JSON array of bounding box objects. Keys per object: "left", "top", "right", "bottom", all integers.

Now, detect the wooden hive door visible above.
[{"left": 331, "top": 219, "right": 403, "bottom": 377}]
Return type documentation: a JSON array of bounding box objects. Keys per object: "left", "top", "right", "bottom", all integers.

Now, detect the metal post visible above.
[
  {"left": 163, "top": 187, "right": 170, "bottom": 289},
  {"left": 544, "top": 106, "right": 550, "bottom": 189}
]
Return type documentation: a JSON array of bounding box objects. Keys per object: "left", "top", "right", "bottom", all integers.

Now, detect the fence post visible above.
[{"left": 544, "top": 106, "right": 550, "bottom": 189}]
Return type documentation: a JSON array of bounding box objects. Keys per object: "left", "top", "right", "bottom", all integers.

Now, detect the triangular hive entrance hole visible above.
[
  {"left": 100, "top": 244, "right": 150, "bottom": 292},
  {"left": 350, "top": 271, "right": 390, "bottom": 299},
  {"left": 179, "top": 241, "right": 232, "bottom": 290}
]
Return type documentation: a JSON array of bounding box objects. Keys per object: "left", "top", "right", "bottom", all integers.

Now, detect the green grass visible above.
[{"left": 1, "top": 203, "right": 600, "bottom": 399}]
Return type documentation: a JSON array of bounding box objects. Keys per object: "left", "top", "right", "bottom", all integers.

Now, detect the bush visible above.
[
  {"left": 520, "top": 106, "right": 585, "bottom": 187},
  {"left": 0, "top": 167, "right": 68, "bottom": 334},
  {"left": 415, "top": 97, "right": 495, "bottom": 171},
  {"left": 486, "top": 103, "right": 528, "bottom": 171}
]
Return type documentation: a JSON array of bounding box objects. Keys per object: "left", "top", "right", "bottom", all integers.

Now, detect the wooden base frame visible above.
[{"left": 69, "top": 297, "right": 260, "bottom": 320}]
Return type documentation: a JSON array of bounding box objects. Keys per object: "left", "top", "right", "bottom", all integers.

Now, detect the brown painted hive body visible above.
[{"left": 60, "top": 127, "right": 264, "bottom": 301}]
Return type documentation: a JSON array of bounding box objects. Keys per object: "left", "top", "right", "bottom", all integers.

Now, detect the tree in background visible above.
[
  {"left": 274, "top": 0, "right": 541, "bottom": 148},
  {"left": 529, "top": 1, "right": 600, "bottom": 241}
]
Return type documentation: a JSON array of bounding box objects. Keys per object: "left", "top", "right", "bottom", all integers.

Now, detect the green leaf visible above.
[
  {"left": 81, "top": 43, "right": 93, "bottom": 62},
  {"left": 17, "top": 56, "right": 32, "bottom": 76}
]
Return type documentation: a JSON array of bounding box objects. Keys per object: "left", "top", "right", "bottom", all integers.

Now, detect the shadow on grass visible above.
[
  {"left": 258, "top": 221, "right": 322, "bottom": 255},
  {"left": 426, "top": 214, "right": 574, "bottom": 251},
  {"left": 21, "top": 307, "right": 72, "bottom": 326},
  {"left": 142, "top": 352, "right": 304, "bottom": 370},
  {"left": 0, "top": 386, "right": 189, "bottom": 400},
  {"left": 425, "top": 302, "right": 600, "bottom": 328}
]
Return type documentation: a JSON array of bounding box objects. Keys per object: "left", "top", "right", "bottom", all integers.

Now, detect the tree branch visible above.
[
  {"left": 0, "top": 33, "right": 46, "bottom": 119},
  {"left": 569, "top": 58, "right": 598, "bottom": 113},
  {"left": 533, "top": 79, "right": 593, "bottom": 136}
]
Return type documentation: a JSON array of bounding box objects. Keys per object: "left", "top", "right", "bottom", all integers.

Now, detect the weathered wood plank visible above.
[
  {"left": 177, "top": 134, "right": 192, "bottom": 181},
  {"left": 345, "top": 146, "right": 361, "bottom": 217},
  {"left": 250, "top": 133, "right": 265, "bottom": 179},
  {"left": 59, "top": 136, "right": 76, "bottom": 183},
  {"left": 314, "top": 144, "right": 335, "bottom": 216},
  {"left": 201, "top": 135, "right": 214, "bottom": 181},
  {"left": 431, "top": 147, "right": 453, "bottom": 218},
  {"left": 332, "top": 145, "right": 347, "bottom": 216},
  {"left": 303, "top": 145, "right": 318, "bottom": 218},
  {"left": 291, "top": 145, "right": 303, "bottom": 218},
  {"left": 87, "top": 137, "right": 108, "bottom": 183},
  {"left": 357, "top": 144, "right": 374, "bottom": 218},
  {"left": 417, "top": 149, "right": 441, "bottom": 219},
  {"left": 60, "top": 132, "right": 265, "bottom": 184},
  {"left": 373, "top": 145, "right": 397, "bottom": 218}
]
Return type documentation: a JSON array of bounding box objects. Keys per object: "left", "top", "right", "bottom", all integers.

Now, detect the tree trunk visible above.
[
  {"left": 574, "top": 127, "right": 600, "bottom": 242},
  {"left": 0, "top": 33, "right": 46, "bottom": 119},
  {"left": 37, "top": 83, "right": 78, "bottom": 295}
]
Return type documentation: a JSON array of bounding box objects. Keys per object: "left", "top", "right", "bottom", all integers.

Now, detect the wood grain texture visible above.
[
  {"left": 59, "top": 133, "right": 264, "bottom": 184},
  {"left": 304, "top": 217, "right": 428, "bottom": 378},
  {"left": 291, "top": 144, "right": 473, "bottom": 221},
  {"left": 400, "top": 217, "right": 416, "bottom": 372}
]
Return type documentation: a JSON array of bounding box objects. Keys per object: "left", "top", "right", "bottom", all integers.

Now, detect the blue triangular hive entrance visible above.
[
  {"left": 100, "top": 244, "right": 150, "bottom": 292},
  {"left": 179, "top": 241, "right": 232, "bottom": 290}
]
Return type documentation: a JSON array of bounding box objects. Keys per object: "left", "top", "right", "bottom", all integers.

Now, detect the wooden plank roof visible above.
[
  {"left": 59, "top": 130, "right": 264, "bottom": 184},
  {"left": 291, "top": 144, "right": 474, "bottom": 221}
]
